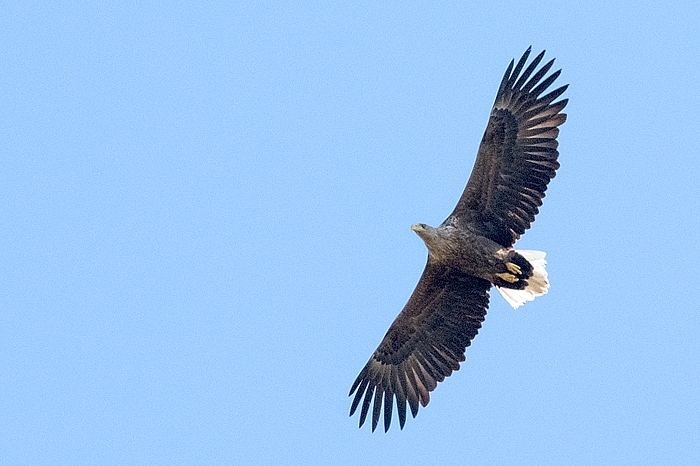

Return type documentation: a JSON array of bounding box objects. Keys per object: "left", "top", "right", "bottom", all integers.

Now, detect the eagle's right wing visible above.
[{"left": 349, "top": 262, "right": 490, "bottom": 432}]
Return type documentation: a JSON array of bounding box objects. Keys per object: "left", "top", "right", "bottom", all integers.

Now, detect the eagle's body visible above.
[
  {"left": 411, "top": 222, "right": 536, "bottom": 288},
  {"left": 349, "top": 48, "right": 568, "bottom": 432}
]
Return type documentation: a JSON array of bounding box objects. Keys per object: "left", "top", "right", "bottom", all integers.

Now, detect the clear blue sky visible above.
[{"left": 1, "top": 1, "right": 698, "bottom": 465}]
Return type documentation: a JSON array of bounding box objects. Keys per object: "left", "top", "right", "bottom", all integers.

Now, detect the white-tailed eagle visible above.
[{"left": 349, "top": 47, "right": 568, "bottom": 432}]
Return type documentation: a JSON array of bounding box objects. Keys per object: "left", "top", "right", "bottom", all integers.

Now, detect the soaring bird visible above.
[{"left": 349, "top": 47, "right": 568, "bottom": 432}]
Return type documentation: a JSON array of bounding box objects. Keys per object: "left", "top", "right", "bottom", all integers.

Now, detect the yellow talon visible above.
[
  {"left": 496, "top": 272, "right": 519, "bottom": 283},
  {"left": 506, "top": 262, "right": 522, "bottom": 275}
]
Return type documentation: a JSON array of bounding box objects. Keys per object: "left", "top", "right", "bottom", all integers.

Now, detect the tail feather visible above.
[{"left": 496, "top": 250, "right": 549, "bottom": 309}]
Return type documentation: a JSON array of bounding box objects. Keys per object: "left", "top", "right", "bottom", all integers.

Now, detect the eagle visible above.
[{"left": 349, "top": 47, "right": 568, "bottom": 432}]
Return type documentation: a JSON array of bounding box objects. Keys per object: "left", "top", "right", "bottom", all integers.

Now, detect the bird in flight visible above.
[{"left": 349, "top": 47, "right": 568, "bottom": 432}]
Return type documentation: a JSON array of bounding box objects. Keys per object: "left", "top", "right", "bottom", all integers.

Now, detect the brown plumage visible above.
[{"left": 349, "top": 47, "right": 568, "bottom": 432}]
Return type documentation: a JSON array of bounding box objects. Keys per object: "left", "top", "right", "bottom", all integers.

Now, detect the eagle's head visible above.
[
  {"left": 411, "top": 223, "right": 457, "bottom": 261},
  {"left": 412, "top": 223, "right": 439, "bottom": 251},
  {"left": 410, "top": 223, "right": 434, "bottom": 238}
]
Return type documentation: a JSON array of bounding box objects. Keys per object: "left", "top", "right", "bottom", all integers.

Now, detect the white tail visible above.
[{"left": 496, "top": 250, "right": 549, "bottom": 309}]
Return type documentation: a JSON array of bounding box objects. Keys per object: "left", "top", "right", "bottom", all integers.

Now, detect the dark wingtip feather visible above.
[
  {"left": 371, "top": 387, "right": 383, "bottom": 432},
  {"left": 496, "top": 59, "right": 516, "bottom": 100},
  {"left": 383, "top": 390, "right": 393, "bottom": 432},
  {"left": 348, "top": 366, "right": 367, "bottom": 397},
  {"left": 537, "top": 84, "right": 569, "bottom": 107},
  {"left": 508, "top": 47, "right": 533, "bottom": 88},
  {"left": 358, "top": 384, "right": 374, "bottom": 427},
  {"left": 520, "top": 59, "right": 555, "bottom": 95},
  {"left": 530, "top": 68, "right": 561, "bottom": 97},
  {"left": 397, "top": 393, "right": 407, "bottom": 429},
  {"left": 405, "top": 368, "right": 420, "bottom": 417},
  {"left": 557, "top": 98, "right": 569, "bottom": 112},
  {"left": 349, "top": 376, "right": 369, "bottom": 416},
  {"left": 513, "top": 50, "right": 545, "bottom": 91}
]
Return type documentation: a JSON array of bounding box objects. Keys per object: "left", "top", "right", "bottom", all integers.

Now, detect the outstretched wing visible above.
[
  {"left": 349, "top": 262, "right": 490, "bottom": 432},
  {"left": 448, "top": 47, "right": 568, "bottom": 247}
]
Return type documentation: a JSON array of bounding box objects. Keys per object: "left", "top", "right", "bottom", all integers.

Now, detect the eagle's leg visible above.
[
  {"left": 506, "top": 262, "right": 522, "bottom": 275},
  {"left": 495, "top": 271, "right": 519, "bottom": 283},
  {"left": 495, "top": 261, "right": 523, "bottom": 283}
]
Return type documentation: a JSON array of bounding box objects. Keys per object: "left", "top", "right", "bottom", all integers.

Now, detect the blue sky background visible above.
[{"left": 2, "top": 1, "right": 699, "bottom": 465}]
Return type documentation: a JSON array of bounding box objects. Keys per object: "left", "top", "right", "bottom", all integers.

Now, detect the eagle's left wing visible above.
[{"left": 447, "top": 48, "right": 568, "bottom": 247}]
